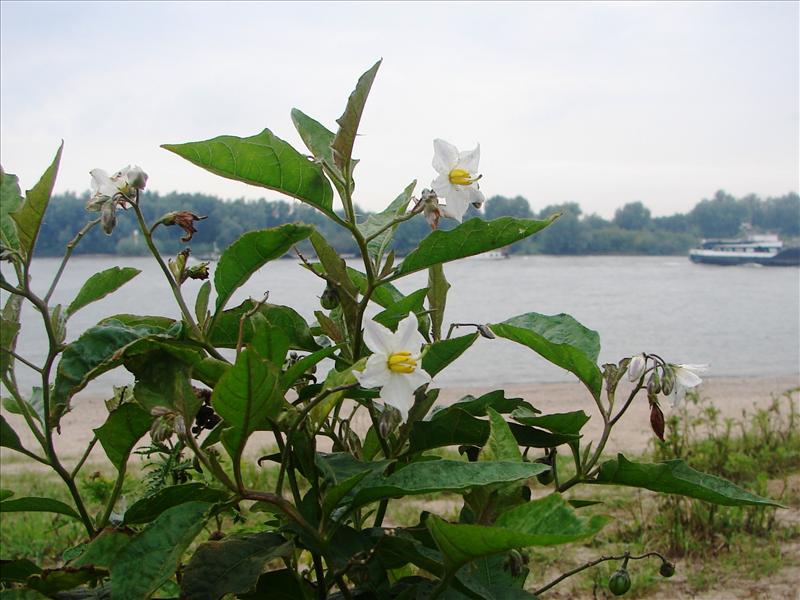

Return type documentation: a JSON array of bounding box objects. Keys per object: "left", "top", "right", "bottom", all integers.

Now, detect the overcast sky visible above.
[{"left": 1, "top": 1, "right": 798, "bottom": 218}]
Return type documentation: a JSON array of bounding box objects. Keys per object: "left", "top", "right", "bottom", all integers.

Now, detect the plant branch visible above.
[
  {"left": 44, "top": 218, "right": 100, "bottom": 303},
  {"left": 0, "top": 348, "right": 42, "bottom": 373},
  {"left": 70, "top": 435, "right": 98, "bottom": 478}
]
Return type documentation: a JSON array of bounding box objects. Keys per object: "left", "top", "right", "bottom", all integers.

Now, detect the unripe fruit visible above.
[
  {"left": 535, "top": 456, "right": 554, "bottom": 485},
  {"left": 608, "top": 569, "right": 631, "bottom": 595},
  {"left": 659, "top": 561, "right": 675, "bottom": 578},
  {"left": 320, "top": 285, "right": 339, "bottom": 310}
]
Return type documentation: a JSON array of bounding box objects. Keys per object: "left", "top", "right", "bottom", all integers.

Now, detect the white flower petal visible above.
[
  {"left": 90, "top": 169, "right": 119, "bottom": 198},
  {"left": 432, "top": 139, "right": 459, "bottom": 174},
  {"left": 441, "top": 193, "right": 470, "bottom": 223},
  {"left": 363, "top": 319, "right": 396, "bottom": 355},
  {"left": 674, "top": 365, "right": 706, "bottom": 388},
  {"left": 355, "top": 354, "right": 391, "bottom": 388},
  {"left": 405, "top": 366, "right": 432, "bottom": 390},
  {"left": 457, "top": 144, "right": 480, "bottom": 174},
  {"left": 380, "top": 374, "right": 416, "bottom": 421},
  {"left": 395, "top": 313, "right": 425, "bottom": 352},
  {"left": 670, "top": 384, "right": 687, "bottom": 408},
  {"left": 431, "top": 174, "right": 453, "bottom": 199},
  {"left": 462, "top": 185, "right": 485, "bottom": 208}
]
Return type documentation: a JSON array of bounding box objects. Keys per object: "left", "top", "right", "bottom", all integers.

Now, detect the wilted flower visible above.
[
  {"left": 161, "top": 211, "right": 207, "bottom": 242},
  {"left": 420, "top": 189, "right": 443, "bottom": 230},
  {"left": 430, "top": 139, "right": 485, "bottom": 222},
  {"left": 627, "top": 354, "right": 646, "bottom": 382},
  {"left": 355, "top": 313, "right": 431, "bottom": 421},
  {"left": 650, "top": 402, "right": 665, "bottom": 441},
  {"left": 668, "top": 363, "right": 708, "bottom": 407},
  {"left": 87, "top": 165, "right": 148, "bottom": 235}
]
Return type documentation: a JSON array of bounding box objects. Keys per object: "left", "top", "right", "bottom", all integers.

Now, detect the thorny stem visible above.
[
  {"left": 44, "top": 218, "right": 100, "bottom": 303},
  {"left": 532, "top": 551, "right": 670, "bottom": 596}
]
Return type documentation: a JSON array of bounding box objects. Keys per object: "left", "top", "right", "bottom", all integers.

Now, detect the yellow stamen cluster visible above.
[
  {"left": 387, "top": 351, "right": 417, "bottom": 374},
  {"left": 448, "top": 168, "right": 479, "bottom": 186}
]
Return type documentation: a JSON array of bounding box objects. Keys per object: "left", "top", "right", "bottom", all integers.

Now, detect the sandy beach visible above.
[{"left": 2, "top": 374, "right": 797, "bottom": 472}]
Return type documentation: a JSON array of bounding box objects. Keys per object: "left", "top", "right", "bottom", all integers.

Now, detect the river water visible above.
[{"left": 4, "top": 255, "right": 799, "bottom": 392}]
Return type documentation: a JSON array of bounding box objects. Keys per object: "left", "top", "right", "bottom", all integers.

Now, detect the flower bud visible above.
[
  {"left": 660, "top": 366, "right": 675, "bottom": 396},
  {"left": 101, "top": 200, "right": 117, "bottom": 235},
  {"left": 185, "top": 262, "right": 210, "bottom": 281},
  {"left": 627, "top": 354, "right": 646, "bottom": 382},
  {"left": 650, "top": 402, "right": 665, "bottom": 441},
  {"left": 647, "top": 371, "right": 661, "bottom": 395},
  {"left": 125, "top": 165, "right": 148, "bottom": 190}
]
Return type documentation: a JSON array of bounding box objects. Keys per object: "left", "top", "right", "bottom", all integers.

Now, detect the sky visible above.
[{"left": 1, "top": 1, "right": 798, "bottom": 218}]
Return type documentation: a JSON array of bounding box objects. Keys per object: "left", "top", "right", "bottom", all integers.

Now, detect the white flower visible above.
[
  {"left": 430, "top": 139, "right": 485, "bottom": 223},
  {"left": 668, "top": 364, "right": 708, "bottom": 407},
  {"left": 355, "top": 313, "right": 432, "bottom": 421},
  {"left": 86, "top": 165, "right": 147, "bottom": 211},
  {"left": 627, "top": 354, "right": 646, "bottom": 382}
]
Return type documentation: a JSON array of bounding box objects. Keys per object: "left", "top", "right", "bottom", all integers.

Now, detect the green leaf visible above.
[
  {"left": 10, "top": 143, "right": 63, "bottom": 260},
  {"left": 309, "top": 359, "right": 365, "bottom": 430},
  {"left": 0, "top": 558, "right": 42, "bottom": 582},
  {"left": 26, "top": 566, "right": 105, "bottom": 595},
  {"left": 427, "top": 264, "right": 450, "bottom": 342},
  {"left": 408, "top": 408, "right": 575, "bottom": 454},
  {"left": 66, "top": 267, "right": 141, "bottom": 317},
  {"left": 331, "top": 59, "right": 382, "bottom": 171},
  {"left": 195, "top": 280, "right": 211, "bottom": 325},
  {"left": 213, "top": 224, "right": 313, "bottom": 311},
  {"left": 511, "top": 408, "right": 590, "bottom": 435},
  {"left": 181, "top": 532, "right": 292, "bottom": 600},
  {"left": 432, "top": 390, "right": 535, "bottom": 420},
  {"left": 132, "top": 353, "right": 200, "bottom": 420},
  {"left": 0, "top": 489, "right": 13, "bottom": 501},
  {"left": 242, "top": 569, "right": 312, "bottom": 600},
  {"left": 0, "top": 496, "right": 81, "bottom": 521},
  {"left": 124, "top": 483, "right": 229, "bottom": 526},
  {"left": 427, "top": 494, "right": 608, "bottom": 569},
  {"left": 0, "top": 168, "right": 24, "bottom": 252},
  {"left": 70, "top": 529, "right": 131, "bottom": 568},
  {"left": 351, "top": 460, "right": 548, "bottom": 508},
  {"left": 310, "top": 230, "right": 359, "bottom": 335},
  {"left": 110, "top": 501, "right": 211, "bottom": 600},
  {"left": 0, "top": 415, "right": 27, "bottom": 456},
  {"left": 481, "top": 408, "right": 522, "bottom": 462},
  {"left": 212, "top": 348, "right": 280, "bottom": 460},
  {"left": 490, "top": 313, "right": 603, "bottom": 399},
  {"left": 162, "top": 131, "right": 335, "bottom": 216},
  {"left": 0, "top": 295, "right": 23, "bottom": 379},
  {"left": 373, "top": 287, "right": 429, "bottom": 332},
  {"left": 250, "top": 313, "right": 290, "bottom": 365},
  {"left": 53, "top": 319, "right": 178, "bottom": 425},
  {"left": 291, "top": 108, "right": 337, "bottom": 174},
  {"left": 395, "top": 215, "right": 557, "bottom": 277},
  {"left": 209, "top": 300, "right": 320, "bottom": 352},
  {"left": 595, "top": 454, "right": 782, "bottom": 507},
  {"left": 344, "top": 266, "right": 404, "bottom": 308},
  {"left": 280, "top": 345, "right": 337, "bottom": 390},
  {"left": 0, "top": 590, "right": 51, "bottom": 600},
  {"left": 93, "top": 403, "right": 152, "bottom": 470},
  {"left": 422, "top": 333, "right": 479, "bottom": 377},
  {"left": 359, "top": 181, "right": 416, "bottom": 263}
]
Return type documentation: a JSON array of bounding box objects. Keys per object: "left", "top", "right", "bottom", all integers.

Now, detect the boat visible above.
[{"left": 689, "top": 234, "right": 800, "bottom": 266}]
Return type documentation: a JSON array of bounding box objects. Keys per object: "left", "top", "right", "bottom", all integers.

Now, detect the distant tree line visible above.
[{"left": 34, "top": 189, "right": 799, "bottom": 257}]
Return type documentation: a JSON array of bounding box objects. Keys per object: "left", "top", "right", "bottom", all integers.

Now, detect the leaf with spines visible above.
[
  {"left": 66, "top": 267, "right": 141, "bottom": 317},
  {"left": 331, "top": 60, "right": 382, "bottom": 172},
  {"left": 395, "top": 215, "right": 558, "bottom": 277},
  {"left": 212, "top": 224, "right": 313, "bottom": 312},
  {"left": 595, "top": 454, "right": 782, "bottom": 507},
  {"left": 490, "top": 312, "right": 603, "bottom": 399},
  {"left": 162, "top": 131, "right": 335, "bottom": 217},
  {"left": 10, "top": 143, "right": 63, "bottom": 260}
]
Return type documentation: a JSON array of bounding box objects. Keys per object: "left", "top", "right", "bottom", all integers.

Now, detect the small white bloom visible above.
[
  {"left": 86, "top": 165, "right": 147, "bottom": 211},
  {"left": 355, "top": 313, "right": 432, "bottom": 421},
  {"left": 430, "top": 139, "right": 485, "bottom": 223},
  {"left": 627, "top": 354, "right": 646, "bottom": 382},
  {"left": 668, "top": 364, "right": 708, "bottom": 408}
]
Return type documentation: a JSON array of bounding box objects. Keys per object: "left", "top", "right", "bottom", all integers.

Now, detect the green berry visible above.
[
  {"left": 534, "top": 456, "right": 554, "bottom": 485},
  {"left": 608, "top": 569, "right": 631, "bottom": 596},
  {"left": 320, "top": 285, "right": 339, "bottom": 310},
  {"left": 659, "top": 561, "right": 675, "bottom": 578}
]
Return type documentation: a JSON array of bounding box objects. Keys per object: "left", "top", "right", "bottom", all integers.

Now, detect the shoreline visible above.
[{"left": 2, "top": 374, "right": 798, "bottom": 471}]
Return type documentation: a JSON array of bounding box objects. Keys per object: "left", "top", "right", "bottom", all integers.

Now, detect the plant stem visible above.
[
  {"left": 44, "top": 218, "right": 100, "bottom": 303},
  {"left": 97, "top": 463, "right": 127, "bottom": 529},
  {"left": 532, "top": 551, "right": 668, "bottom": 596},
  {"left": 71, "top": 435, "right": 98, "bottom": 478},
  {"left": 0, "top": 349, "right": 42, "bottom": 373}
]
